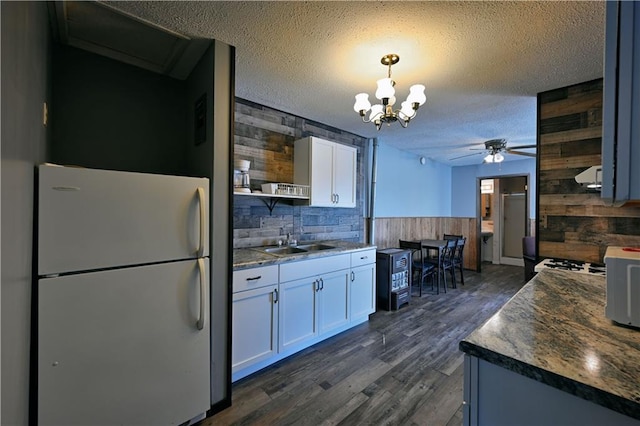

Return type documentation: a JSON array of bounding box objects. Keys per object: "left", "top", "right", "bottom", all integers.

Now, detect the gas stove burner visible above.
[
  {"left": 545, "top": 263, "right": 582, "bottom": 271},
  {"left": 549, "top": 258, "right": 585, "bottom": 267},
  {"left": 535, "top": 258, "right": 606, "bottom": 276}
]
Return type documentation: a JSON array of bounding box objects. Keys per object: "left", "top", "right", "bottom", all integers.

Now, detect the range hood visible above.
[
  {"left": 48, "top": 1, "right": 210, "bottom": 80},
  {"left": 575, "top": 165, "right": 603, "bottom": 190}
]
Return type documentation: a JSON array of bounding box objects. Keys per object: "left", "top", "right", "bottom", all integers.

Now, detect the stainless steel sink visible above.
[
  {"left": 296, "top": 244, "right": 335, "bottom": 251},
  {"left": 259, "top": 246, "right": 307, "bottom": 255}
]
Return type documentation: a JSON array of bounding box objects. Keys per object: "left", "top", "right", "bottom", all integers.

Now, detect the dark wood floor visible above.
[{"left": 206, "top": 263, "right": 526, "bottom": 426}]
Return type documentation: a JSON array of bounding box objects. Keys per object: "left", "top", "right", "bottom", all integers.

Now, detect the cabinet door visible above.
[
  {"left": 310, "top": 138, "right": 336, "bottom": 206},
  {"left": 317, "top": 270, "right": 350, "bottom": 335},
  {"left": 279, "top": 278, "right": 318, "bottom": 352},
  {"left": 602, "top": 1, "right": 640, "bottom": 205},
  {"left": 232, "top": 285, "right": 278, "bottom": 373},
  {"left": 333, "top": 143, "right": 357, "bottom": 208},
  {"left": 350, "top": 263, "right": 376, "bottom": 321}
]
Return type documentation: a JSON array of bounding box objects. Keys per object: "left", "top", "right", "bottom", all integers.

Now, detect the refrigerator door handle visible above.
[
  {"left": 196, "top": 258, "right": 206, "bottom": 330},
  {"left": 197, "top": 187, "right": 206, "bottom": 257}
]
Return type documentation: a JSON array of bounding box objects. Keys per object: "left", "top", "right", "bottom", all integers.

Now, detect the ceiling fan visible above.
[{"left": 450, "top": 139, "right": 536, "bottom": 163}]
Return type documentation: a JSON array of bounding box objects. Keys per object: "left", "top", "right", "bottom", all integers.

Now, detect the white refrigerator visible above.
[{"left": 37, "top": 164, "right": 211, "bottom": 425}]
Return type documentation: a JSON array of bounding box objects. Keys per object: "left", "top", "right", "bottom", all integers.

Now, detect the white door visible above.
[
  {"left": 500, "top": 193, "right": 526, "bottom": 266},
  {"left": 38, "top": 165, "right": 209, "bottom": 275},
  {"left": 310, "top": 138, "right": 335, "bottom": 206},
  {"left": 333, "top": 144, "right": 357, "bottom": 208},
  {"left": 317, "top": 270, "right": 350, "bottom": 335},
  {"left": 38, "top": 259, "right": 210, "bottom": 426},
  {"left": 279, "top": 278, "right": 317, "bottom": 352},
  {"left": 350, "top": 264, "right": 376, "bottom": 321},
  {"left": 232, "top": 285, "right": 278, "bottom": 373}
]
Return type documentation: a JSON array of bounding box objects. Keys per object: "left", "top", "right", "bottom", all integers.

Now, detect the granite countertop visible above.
[
  {"left": 459, "top": 269, "right": 640, "bottom": 420},
  {"left": 233, "top": 240, "right": 376, "bottom": 270}
]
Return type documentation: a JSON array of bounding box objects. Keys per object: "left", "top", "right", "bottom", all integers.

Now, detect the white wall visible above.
[
  {"left": 451, "top": 158, "right": 537, "bottom": 218},
  {"left": 1, "top": 2, "right": 51, "bottom": 424},
  {"left": 373, "top": 142, "right": 452, "bottom": 217}
]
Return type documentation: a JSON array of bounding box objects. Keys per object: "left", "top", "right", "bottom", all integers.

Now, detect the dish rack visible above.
[{"left": 261, "top": 183, "right": 310, "bottom": 197}]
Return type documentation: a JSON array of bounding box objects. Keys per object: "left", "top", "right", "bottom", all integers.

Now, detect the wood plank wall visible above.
[
  {"left": 538, "top": 79, "right": 640, "bottom": 263},
  {"left": 233, "top": 98, "right": 368, "bottom": 248},
  {"left": 373, "top": 217, "right": 478, "bottom": 270}
]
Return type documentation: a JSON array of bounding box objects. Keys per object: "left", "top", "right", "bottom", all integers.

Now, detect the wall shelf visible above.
[{"left": 233, "top": 191, "right": 309, "bottom": 214}]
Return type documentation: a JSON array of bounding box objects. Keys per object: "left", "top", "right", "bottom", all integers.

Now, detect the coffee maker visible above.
[{"left": 234, "top": 159, "right": 251, "bottom": 193}]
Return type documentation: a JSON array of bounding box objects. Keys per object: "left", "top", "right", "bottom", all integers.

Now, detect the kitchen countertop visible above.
[
  {"left": 233, "top": 240, "right": 376, "bottom": 270},
  {"left": 459, "top": 269, "right": 640, "bottom": 420}
]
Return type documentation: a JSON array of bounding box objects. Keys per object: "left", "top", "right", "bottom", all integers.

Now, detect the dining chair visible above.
[
  {"left": 399, "top": 240, "right": 436, "bottom": 297},
  {"left": 452, "top": 237, "right": 466, "bottom": 286},
  {"left": 443, "top": 233, "right": 462, "bottom": 241},
  {"left": 427, "top": 238, "right": 457, "bottom": 290},
  {"left": 522, "top": 236, "right": 537, "bottom": 282}
]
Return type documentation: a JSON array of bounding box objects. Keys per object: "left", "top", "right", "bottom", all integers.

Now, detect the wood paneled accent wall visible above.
[
  {"left": 373, "top": 217, "right": 478, "bottom": 270},
  {"left": 233, "top": 98, "right": 368, "bottom": 248},
  {"left": 538, "top": 79, "right": 640, "bottom": 263}
]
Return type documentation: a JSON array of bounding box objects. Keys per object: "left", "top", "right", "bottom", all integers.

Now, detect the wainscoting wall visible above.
[
  {"left": 537, "top": 78, "right": 640, "bottom": 262},
  {"left": 373, "top": 217, "right": 479, "bottom": 270}
]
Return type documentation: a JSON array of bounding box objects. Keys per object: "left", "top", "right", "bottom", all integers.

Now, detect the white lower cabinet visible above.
[
  {"left": 278, "top": 277, "right": 318, "bottom": 352},
  {"left": 350, "top": 249, "right": 376, "bottom": 322},
  {"left": 350, "top": 264, "right": 376, "bottom": 321},
  {"left": 279, "top": 254, "right": 350, "bottom": 353},
  {"left": 232, "top": 250, "right": 375, "bottom": 381},
  {"left": 231, "top": 265, "right": 278, "bottom": 376},
  {"left": 232, "top": 285, "right": 278, "bottom": 374},
  {"left": 317, "top": 269, "right": 350, "bottom": 334}
]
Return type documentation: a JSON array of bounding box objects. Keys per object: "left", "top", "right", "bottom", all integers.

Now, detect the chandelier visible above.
[{"left": 353, "top": 53, "right": 426, "bottom": 130}]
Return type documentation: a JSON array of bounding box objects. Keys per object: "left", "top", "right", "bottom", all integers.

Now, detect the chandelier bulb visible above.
[
  {"left": 354, "top": 93, "right": 372, "bottom": 114},
  {"left": 376, "top": 78, "right": 395, "bottom": 100}
]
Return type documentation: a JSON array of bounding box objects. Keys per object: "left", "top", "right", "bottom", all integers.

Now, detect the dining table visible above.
[{"left": 417, "top": 239, "right": 448, "bottom": 293}]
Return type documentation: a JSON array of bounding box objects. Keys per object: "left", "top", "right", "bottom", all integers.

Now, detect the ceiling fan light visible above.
[
  {"left": 494, "top": 152, "right": 504, "bottom": 162},
  {"left": 407, "top": 84, "right": 427, "bottom": 106},
  {"left": 353, "top": 93, "right": 371, "bottom": 114},
  {"left": 484, "top": 154, "right": 495, "bottom": 163},
  {"left": 375, "top": 78, "right": 395, "bottom": 100}
]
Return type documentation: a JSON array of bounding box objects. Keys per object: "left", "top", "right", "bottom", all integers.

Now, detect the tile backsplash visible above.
[{"left": 233, "top": 98, "right": 367, "bottom": 248}]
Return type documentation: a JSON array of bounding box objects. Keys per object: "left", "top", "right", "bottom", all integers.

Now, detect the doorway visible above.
[
  {"left": 476, "top": 175, "right": 529, "bottom": 270},
  {"left": 500, "top": 192, "right": 526, "bottom": 266}
]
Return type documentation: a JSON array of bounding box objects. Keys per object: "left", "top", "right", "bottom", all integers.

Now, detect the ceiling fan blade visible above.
[
  {"left": 450, "top": 151, "right": 485, "bottom": 160},
  {"left": 508, "top": 150, "right": 536, "bottom": 158},
  {"left": 507, "top": 144, "right": 537, "bottom": 150}
]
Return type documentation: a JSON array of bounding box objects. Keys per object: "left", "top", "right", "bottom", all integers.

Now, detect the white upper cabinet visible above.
[
  {"left": 294, "top": 136, "right": 357, "bottom": 208},
  {"left": 602, "top": 0, "right": 640, "bottom": 205}
]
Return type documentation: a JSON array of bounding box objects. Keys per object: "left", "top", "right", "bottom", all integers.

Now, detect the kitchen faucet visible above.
[
  {"left": 285, "top": 233, "right": 297, "bottom": 246},
  {"left": 277, "top": 233, "right": 297, "bottom": 247}
]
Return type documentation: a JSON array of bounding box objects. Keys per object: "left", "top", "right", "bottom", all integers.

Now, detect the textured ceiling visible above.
[{"left": 106, "top": 1, "right": 605, "bottom": 166}]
